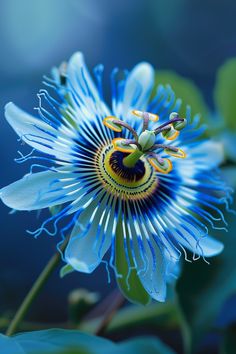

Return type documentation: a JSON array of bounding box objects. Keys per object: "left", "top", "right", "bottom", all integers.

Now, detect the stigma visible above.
[{"left": 103, "top": 110, "right": 187, "bottom": 174}]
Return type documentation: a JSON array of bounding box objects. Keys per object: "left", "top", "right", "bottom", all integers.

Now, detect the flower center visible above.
[
  {"left": 110, "top": 150, "right": 146, "bottom": 182},
  {"left": 103, "top": 110, "right": 187, "bottom": 174},
  {"left": 94, "top": 144, "right": 158, "bottom": 200}
]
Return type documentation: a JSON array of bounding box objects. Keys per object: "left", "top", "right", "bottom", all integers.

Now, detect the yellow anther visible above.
[
  {"left": 163, "top": 127, "right": 180, "bottom": 141},
  {"left": 103, "top": 116, "right": 122, "bottom": 132},
  {"left": 112, "top": 138, "right": 135, "bottom": 153},
  {"left": 148, "top": 157, "right": 173, "bottom": 174},
  {"left": 165, "top": 148, "right": 186, "bottom": 158},
  {"left": 132, "top": 110, "right": 159, "bottom": 122}
]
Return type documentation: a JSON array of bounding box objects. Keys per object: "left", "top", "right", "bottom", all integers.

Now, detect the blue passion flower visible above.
[{"left": 0, "top": 52, "right": 233, "bottom": 302}]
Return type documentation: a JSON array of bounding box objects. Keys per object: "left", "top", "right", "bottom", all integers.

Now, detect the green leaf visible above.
[
  {"left": 214, "top": 58, "right": 236, "bottom": 130},
  {"left": 60, "top": 264, "right": 74, "bottom": 278},
  {"left": 220, "top": 324, "right": 236, "bottom": 354},
  {"left": 219, "top": 131, "right": 236, "bottom": 162},
  {"left": 0, "top": 329, "right": 110, "bottom": 354},
  {"left": 79, "top": 302, "right": 178, "bottom": 334},
  {"left": 176, "top": 201, "right": 236, "bottom": 354},
  {"left": 0, "top": 329, "right": 176, "bottom": 354},
  {"left": 115, "top": 220, "right": 151, "bottom": 305},
  {"left": 155, "top": 70, "right": 209, "bottom": 118}
]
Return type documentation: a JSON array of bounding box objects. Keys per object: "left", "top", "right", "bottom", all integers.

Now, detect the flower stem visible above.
[
  {"left": 123, "top": 148, "right": 143, "bottom": 168},
  {"left": 6, "top": 240, "right": 67, "bottom": 336},
  {"left": 95, "top": 290, "right": 125, "bottom": 336}
]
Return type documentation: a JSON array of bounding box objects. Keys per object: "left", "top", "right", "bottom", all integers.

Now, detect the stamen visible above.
[
  {"left": 155, "top": 125, "right": 172, "bottom": 134},
  {"left": 132, "top": 110, "right": 159, "bottom": 132},
  {"left": 103, "top": 116, "right": 122, "bottom": 132},
  {"left": 162, "top": 127, "right": 180, "bottom": 141},
  {"left": 154, "top": 117, "right": 184, "bottom": 135},
  {"left": 132, "top": 110, "right": 159, "bottom": 122},
  {"left": 103, "top": 116, "right": 138, "bottom": 141},
  {"left": 148, "top": 153, "right": 173, "bottom": 174},
  {"left": 165, "top": 148, "right": 186, "bottom": 159},
  {"left": 142, "top": 112, "right": 150, "bottom": 132},
  {"left": 112, "top": 138, "right": 137, "bottom": 153},
  {"left": 103, "top": 109, "right": 187, "bottom": 173},
  {"left": 149, "top": 144, "right": 179, "bottom": 153}
]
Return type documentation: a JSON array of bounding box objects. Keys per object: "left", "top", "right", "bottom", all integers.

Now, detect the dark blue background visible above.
[{"left": 0, "top": 0, "right": 236, "bottom": 323}]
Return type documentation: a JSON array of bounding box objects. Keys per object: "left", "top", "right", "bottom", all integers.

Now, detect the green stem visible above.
[
  {"left": 95, "top": 290, "right": 125, "bottom": 336},
  {"left": 123, "top": 148, "right": 143, "bottom": 168},
  {"left": 6, "top": 240, "right": 68, "bottom": 336}
]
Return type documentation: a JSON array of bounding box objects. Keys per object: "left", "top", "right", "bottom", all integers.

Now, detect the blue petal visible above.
[
  {"left": 162, "top": 210, "right": 224, "bottom": 257},
  {"left": 185, "top": 140, "right": 224, "bottom": 169},
  {"left": 65, "top": 193, "right": 115, "bottom": 273},
  {"left": 137, "top": 246, "right": 167, "bottom": 302},
  {"left": 0, "top": 167, "right": 79, "bottom": 210},
  {"left": 4, "top": 103, "right": 75, "bottom": 161},
  {"left": 124, "top": 204, "right": 168, "bottom": 302},
  {"left": 190, "top": 235, "right": 224, "bottom": 257},
  {"left": 113, "top": 62, "right": 154, "bottom": 137},
  {"left": 122, "top": 62, "right": 154, "bottom": 115},
  {"left": 67, "top": 52, "right": 111, "bottom": 119},
  {"left": 165, "top": 253, "right": 181, "bottom": 282}
]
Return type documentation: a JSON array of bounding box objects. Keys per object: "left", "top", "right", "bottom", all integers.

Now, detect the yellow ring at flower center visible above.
[{"left": 95, "top": 145, "right": 158, "bottom": 200}]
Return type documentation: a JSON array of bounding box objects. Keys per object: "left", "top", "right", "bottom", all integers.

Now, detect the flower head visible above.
[{"left": 0, "top": 52, "right": 233, "bottom": 302}]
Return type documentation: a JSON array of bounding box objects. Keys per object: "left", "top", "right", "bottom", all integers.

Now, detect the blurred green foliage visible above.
[
  {"left": 214, "top": 58, "right": 236, "bottom": 131},
  {"left": 156, "top": 58, "right": 236, "bottom": 164},
  {"left": 79, "top": 301, "right": 178, "bottom": 334},
  {"left": 155, "top": 71, "right": 209, "bottom": 119}
]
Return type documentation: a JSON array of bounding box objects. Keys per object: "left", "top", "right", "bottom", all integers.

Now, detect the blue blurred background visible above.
[{"left": 0, "top": 0, "right": 236, "bottom": 340}]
